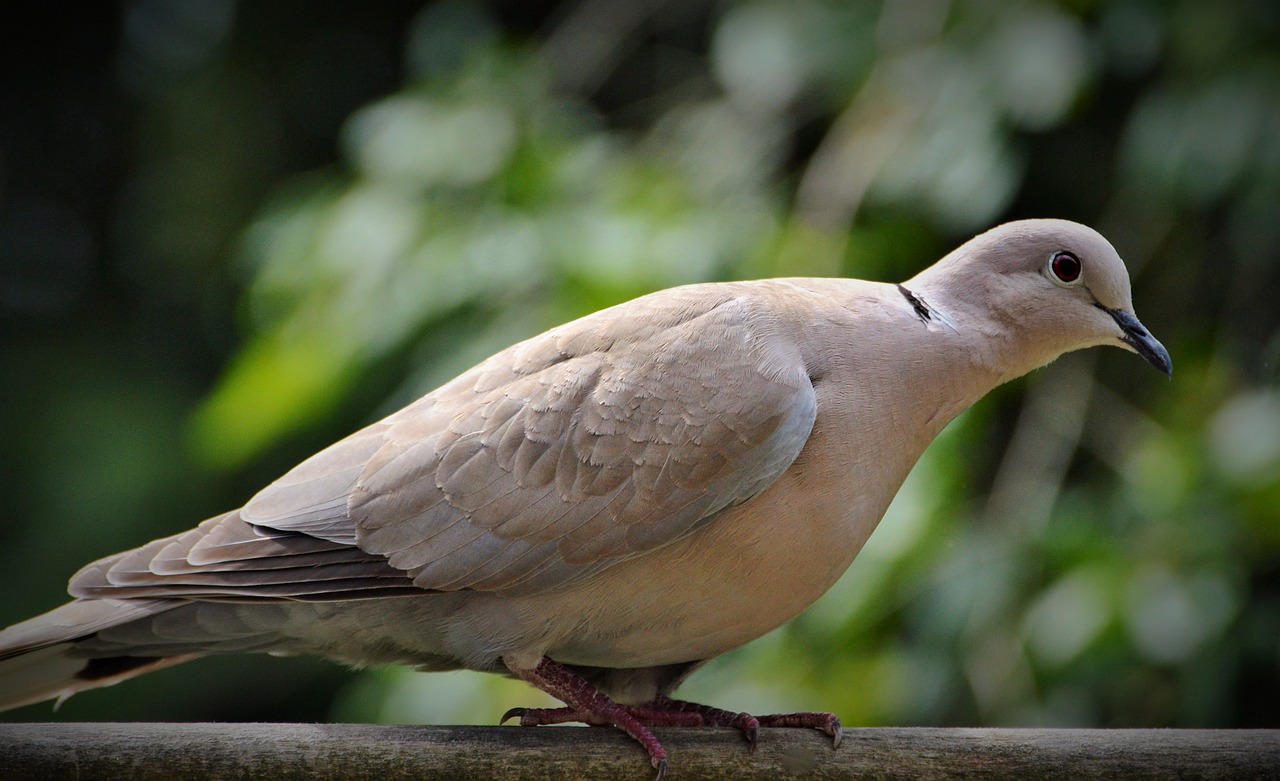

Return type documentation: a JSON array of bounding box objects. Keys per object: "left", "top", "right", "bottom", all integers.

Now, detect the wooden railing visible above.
[{"left": 2, "top": 723, "right": 1277, "bottom": 779}]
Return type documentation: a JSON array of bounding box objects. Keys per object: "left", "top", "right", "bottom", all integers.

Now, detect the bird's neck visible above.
[
  {"left": 801, "top": 280, "right": 1010, "bottom": 480},
  {"left": 904, "top": 268, "right": 1068, "bottom": 388}
]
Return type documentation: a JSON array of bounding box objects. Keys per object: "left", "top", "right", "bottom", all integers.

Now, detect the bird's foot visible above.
[
  {"left": 501, "top": 696, "right": 842, "bottom": 743},
  {"left": 501, "top": 657, "right": 843, "bottom": 778},
  {"left": 503, "top": 657, "right": 671, "bottom": 778}
]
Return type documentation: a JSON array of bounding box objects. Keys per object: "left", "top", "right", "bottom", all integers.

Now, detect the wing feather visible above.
[
  {"left": 67, "top": 282, "right": 819, "bottom": 602},
  {"left": 343, "top": 286, "right": 817, "bottom": 594}
]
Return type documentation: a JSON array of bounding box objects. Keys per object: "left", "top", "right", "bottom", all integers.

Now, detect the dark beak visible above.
[{"left": 1101, "top": 306, "right": 1172, "bottom": 376}]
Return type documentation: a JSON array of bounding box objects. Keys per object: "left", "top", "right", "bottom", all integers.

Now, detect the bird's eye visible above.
[{"left": 1048, "top": 251, "right": 1082, "bottom": 286}]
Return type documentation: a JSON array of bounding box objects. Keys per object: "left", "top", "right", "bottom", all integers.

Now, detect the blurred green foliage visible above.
[{"left": 1, "top": 0, "right": 1276, "bottom": 729}]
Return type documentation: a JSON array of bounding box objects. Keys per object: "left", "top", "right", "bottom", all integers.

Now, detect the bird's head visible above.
[{"left": 909, "top": 218, "right": 1171, "bottom": 378}]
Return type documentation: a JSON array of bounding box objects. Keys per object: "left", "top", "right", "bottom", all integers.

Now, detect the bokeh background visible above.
[{"left": 2, "top": 0, "right": 1277, "bottom": 729}]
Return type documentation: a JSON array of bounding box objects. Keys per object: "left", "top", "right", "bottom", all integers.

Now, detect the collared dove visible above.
[{"left": 0, "top": 219, "right": 1170, "bottom": 776}]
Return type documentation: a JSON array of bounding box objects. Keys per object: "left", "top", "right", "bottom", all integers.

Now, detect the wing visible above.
[
  {"left": 72, "top": 283, "right": 818, "bottom": 600},
  {"left": 68, "top": 509, "right": 422, "bottom": 600}
]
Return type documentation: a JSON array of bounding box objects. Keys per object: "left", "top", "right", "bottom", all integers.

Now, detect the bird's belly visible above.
[{"left": 526, "top": 475, "right": 889, "bottom": 669}]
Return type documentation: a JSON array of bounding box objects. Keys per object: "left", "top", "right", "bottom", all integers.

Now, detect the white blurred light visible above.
[
  {"left": 1209, "top": 390, "right": 1280, "bottom": 482},
  {"left": 1021, "top": 568, "right": 1110, "bottom": 668},
  {"left": 656, "top": 103, "right": 780, "bottom": 194},
  {"left": 1123, "top": 566, "right": 1237, "bottom": 664},
  {"left": 347, "top": 97, "right": 517, "bottom": 188},
  {"left": 713, "top": 3, "right": 809, "bottom": 114},
  {"left": 986, "top": 5, "right": 1091, "bottom": 131},
  {"left": 318, "top": 185, "right": 421, "bottom": 284},
  {"left": 1122, "top": 78, "right": 1264, "bottom": 205}
]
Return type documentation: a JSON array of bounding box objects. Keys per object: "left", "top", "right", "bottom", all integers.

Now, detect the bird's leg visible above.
[
  {"left": 499, "top": 656, "right": 842, "bottom": 775},
  {"left": 502, "top": 656, "right": 673, "bottom": 777}
]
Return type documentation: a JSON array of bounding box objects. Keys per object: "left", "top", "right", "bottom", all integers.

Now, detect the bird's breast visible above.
[
  {"left": 509, "top": 324, "right": 993, "bottom": 671},
  {"left": 526, "top": 417, "right": 922, "bottom": 669}
]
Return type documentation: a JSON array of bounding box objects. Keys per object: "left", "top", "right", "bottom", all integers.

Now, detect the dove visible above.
[{"left": 0, "top": 219, "right": 1170, "bottom": 776}]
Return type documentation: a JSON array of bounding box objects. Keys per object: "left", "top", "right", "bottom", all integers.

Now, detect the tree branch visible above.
[{"left": 2, "top": 723, "right": 1277, "bottom": 780}]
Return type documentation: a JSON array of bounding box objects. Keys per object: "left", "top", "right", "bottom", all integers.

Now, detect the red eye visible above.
[{"left": 1050, "top": 251, "right": 1081, "bottom": 283}]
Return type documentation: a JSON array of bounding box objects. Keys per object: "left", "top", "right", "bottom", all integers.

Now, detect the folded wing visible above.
[{"left": 71, "top": 283, "right": 818, "bottom": 601}]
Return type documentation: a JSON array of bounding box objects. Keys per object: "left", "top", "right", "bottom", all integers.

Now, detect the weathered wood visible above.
[{"left": 1, "top": 723, "right": 1277, "bottom": 780}]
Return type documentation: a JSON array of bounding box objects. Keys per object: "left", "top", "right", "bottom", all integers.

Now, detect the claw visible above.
[
  {"left": 499, "top": 707, "right": 526, "bottom": 725},
  {"left": 830, "top": 718, "right": 844, "bottom": 749},
  {"left": 729, "top": 712, "right": 761, "bottom": 753},
  {"left": 654, "top": 757, "right": 667, "bottom": 780}
]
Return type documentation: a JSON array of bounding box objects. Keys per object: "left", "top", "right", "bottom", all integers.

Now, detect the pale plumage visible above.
[{"left": 0, "top": 219, "right": 1170, "bottom": 776}]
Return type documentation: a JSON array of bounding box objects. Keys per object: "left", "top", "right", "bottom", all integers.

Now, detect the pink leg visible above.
[
  {"left": 503, "top": 657, "right": 673, "bottom": 778},
  {"left": 501, "top": 656, "right": 843, "bottom": 776}
]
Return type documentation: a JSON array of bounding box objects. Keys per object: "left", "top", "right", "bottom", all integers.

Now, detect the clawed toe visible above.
[
  {"left": 756, "top": 711, "right": 843, "bottom": 748},
  {"left": 500, "top": 704, "right": 595, "bottom": 727}
]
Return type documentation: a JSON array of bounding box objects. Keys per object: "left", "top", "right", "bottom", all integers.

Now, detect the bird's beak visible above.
[{"left": 1102, "top": 306, "right": 1172, "bottom": 376}]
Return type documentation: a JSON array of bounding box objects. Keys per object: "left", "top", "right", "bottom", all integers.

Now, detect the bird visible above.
[{"left": 0, "top": 218, "right": 1170, "bottom": 777}]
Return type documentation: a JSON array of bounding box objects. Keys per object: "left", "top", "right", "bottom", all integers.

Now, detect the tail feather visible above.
[
  {"left": 0, "top": 598, "right": 176, "bottom": 657},
  {"left": 0, "top": 598, "right": 189, "bottom": 712}
]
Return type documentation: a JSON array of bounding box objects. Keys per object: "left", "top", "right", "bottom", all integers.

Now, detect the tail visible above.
[{"left": 0, "top": 598, "right": 191, "bottom": 711}]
